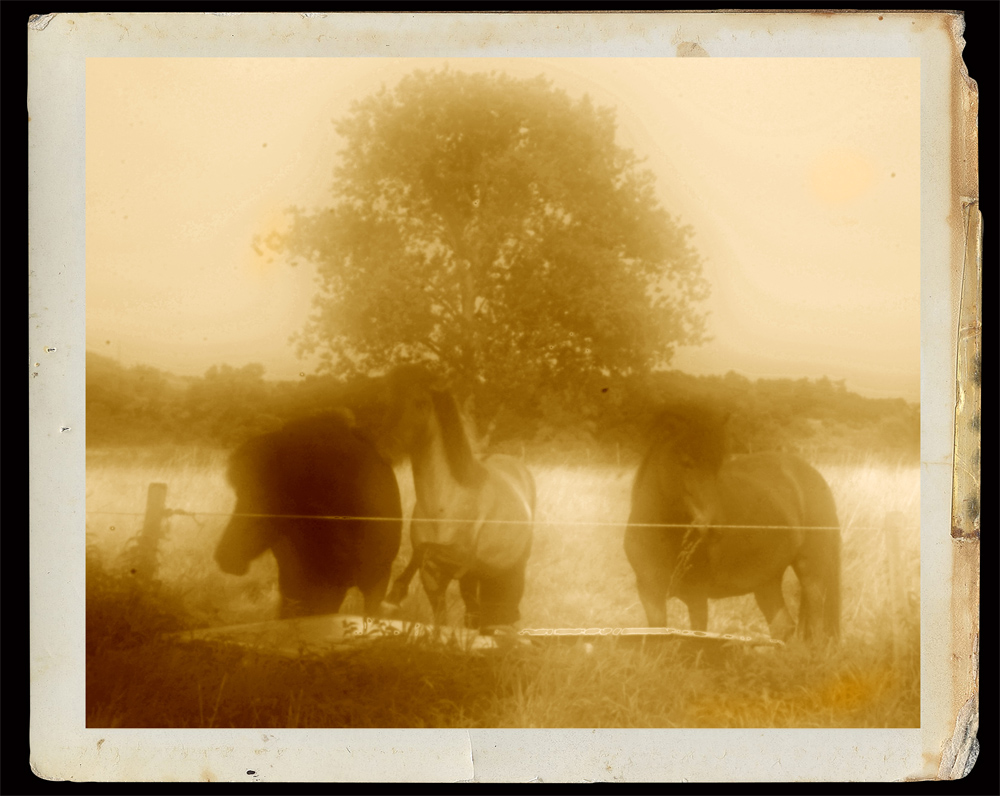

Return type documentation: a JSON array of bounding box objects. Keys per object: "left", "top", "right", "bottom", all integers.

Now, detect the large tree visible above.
[{"left": 271, "top": 68, "right": 708, "bottom": 420}]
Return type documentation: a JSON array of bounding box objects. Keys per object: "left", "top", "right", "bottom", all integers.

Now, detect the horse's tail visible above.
[{"left": 824, "top": 527, "right": 842, "bottom": 640}]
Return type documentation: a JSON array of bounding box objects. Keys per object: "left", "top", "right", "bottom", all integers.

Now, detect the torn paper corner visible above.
[
  {"left": 950, "top": 11, "right": 980, "bottom": 101},
  {"left": 938, "top": 695, "right": 979, "bottom": 780},
  {"left": 28, "top": 14, "right": 57, "bottom": 31}
]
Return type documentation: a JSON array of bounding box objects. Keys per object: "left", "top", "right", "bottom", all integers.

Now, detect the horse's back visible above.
[
  {"left": 687, "top": 453, "right": 835, "bottom": 590},
  {"left": 719, "top": 452, "right": 837, "bottom": 528}
]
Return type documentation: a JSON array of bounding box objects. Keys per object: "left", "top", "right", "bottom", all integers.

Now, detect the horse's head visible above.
[
  {"left": 214, "top": 437, "right": 278, "bottom": 576},
  {"left": 641, "top": 404, "right": 730, "bottom": 524},
  {"left": 379, "top": 363, "right": 449, "bottom": 460},
  {"left": 333, "top": 376, "right": 389, "bottom": 438},
  {"left": 214, "top": 511, "right": 273, "bottom": 576}
]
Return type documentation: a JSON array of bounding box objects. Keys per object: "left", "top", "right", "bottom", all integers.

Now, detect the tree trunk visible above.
[{"left": 460, "top": 260, "right": 479, "bottom": 379}]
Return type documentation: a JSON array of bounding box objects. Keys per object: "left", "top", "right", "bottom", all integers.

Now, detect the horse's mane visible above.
[
  {"left": 641, "top": 401, "right": 730, "bottom": 469},
  {"left": 227, "top": 409, "right": 359, "bottom": 490},
  {"left": 429, "top": 389, "right": 489, "bottom": 489}
]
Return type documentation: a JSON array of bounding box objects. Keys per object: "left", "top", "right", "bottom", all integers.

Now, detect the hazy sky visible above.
[{"left": 86, "top": 57, "right": 920, "bottom": 399}]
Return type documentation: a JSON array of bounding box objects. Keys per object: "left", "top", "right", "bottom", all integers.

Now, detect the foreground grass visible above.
[
  {"left": 88, "top": 555, "right": 919, "bottom": 728},
  {"left": 86, "top": 446, "right": 920, "bottom": 728}
]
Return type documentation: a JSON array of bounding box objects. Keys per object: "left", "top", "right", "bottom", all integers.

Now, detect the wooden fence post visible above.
[
  {"left": 884, "top": 511, "right": 906, "bottom": 662},
  {"left": 134, "top": 483, "right": 168, "bottom": 583}
]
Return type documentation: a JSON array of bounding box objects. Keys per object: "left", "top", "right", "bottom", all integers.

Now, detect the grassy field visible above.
[{"left": 86, "top": 446, "right": 920, "bottom": 728}]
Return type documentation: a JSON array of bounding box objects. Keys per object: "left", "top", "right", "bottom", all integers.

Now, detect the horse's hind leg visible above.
[
  {"left": 753, "top": 577, "right": 795, "bottom": 641},
  {"left": 383, "top": 548, "right": 422, "bottom": 609},
  {"left": 459, "top": 575, "right": 482, "bottom": 630},
  {"left": 419, "top": 556, "right": 452, "bottom": 626},
  {"left": 791, "top": 559, "right": 827, "bottom": 641},
  {"left": 686, "top": 597, "right": 709, "bottom": 632},
  {"left": 479, "top": 562, "right": 527, "bottom": 631},
  {"left": 635, "top": 576, "right": 669, "bottom": 628}
]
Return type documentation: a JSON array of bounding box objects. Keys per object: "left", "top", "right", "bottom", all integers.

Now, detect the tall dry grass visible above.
[{"left": 86, "top": 446, "right": 920, "bottom": 728}]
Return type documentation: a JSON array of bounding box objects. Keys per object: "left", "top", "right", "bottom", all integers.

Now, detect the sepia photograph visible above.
[{"left": 29, "top": 11, "right": 978, "bottom": 782}]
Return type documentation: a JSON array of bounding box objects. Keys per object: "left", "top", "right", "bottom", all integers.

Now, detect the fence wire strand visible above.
[{"left": 85, "top": 508, "right": 864, "bottom": 532}]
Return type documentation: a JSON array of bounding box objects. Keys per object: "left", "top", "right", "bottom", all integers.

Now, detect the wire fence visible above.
[
  {"left": 88, "top": 482, "right": 914, "bottom": 653},
  {"left": 85, "top": 507, "right": 861, "bottom": 533}
]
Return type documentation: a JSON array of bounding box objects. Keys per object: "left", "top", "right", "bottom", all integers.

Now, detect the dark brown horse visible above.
[
  {"left": 378, "top": 365, "right": 536, "bottom": 634},
  {"left": 214, "top": 411, "right": 402, "bottom": 619},
  {"left": 624, "top": 405, "right": 841, "bottom": 641}
]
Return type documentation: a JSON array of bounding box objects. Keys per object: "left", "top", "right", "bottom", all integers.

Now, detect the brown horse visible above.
[
  {"left": 378, "top": 365, "right": 535, "bottom": 634},
  {"left": 214, "top": 411, "right": 402, "bottom": 619},
  {"left": 624, "top": 405, "right": 841, "bottom": 642}
]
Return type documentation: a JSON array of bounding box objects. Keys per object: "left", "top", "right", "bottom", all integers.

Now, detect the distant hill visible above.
[{"left": 85, "top": 351, "right": 919, "bottom": 463}]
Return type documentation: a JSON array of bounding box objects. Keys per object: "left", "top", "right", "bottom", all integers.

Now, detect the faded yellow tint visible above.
[
  {"left": 808, "top": 149, "right": 878, "bottom": 205},
  {"left": 85, "top": 57, "right": 920, "bottom": 398}
]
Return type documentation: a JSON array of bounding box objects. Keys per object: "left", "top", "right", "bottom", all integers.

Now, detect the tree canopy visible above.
[{"left": 270, "top": 68, "right": 709, "bottom": 418}]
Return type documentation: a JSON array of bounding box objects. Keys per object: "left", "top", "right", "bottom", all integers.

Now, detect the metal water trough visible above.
[
  {"left": 174, "top": 614, "right": 782, "bottom": 657},
  {"left": 175, "top": 614, "right": 508, "bottom": 656}
]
